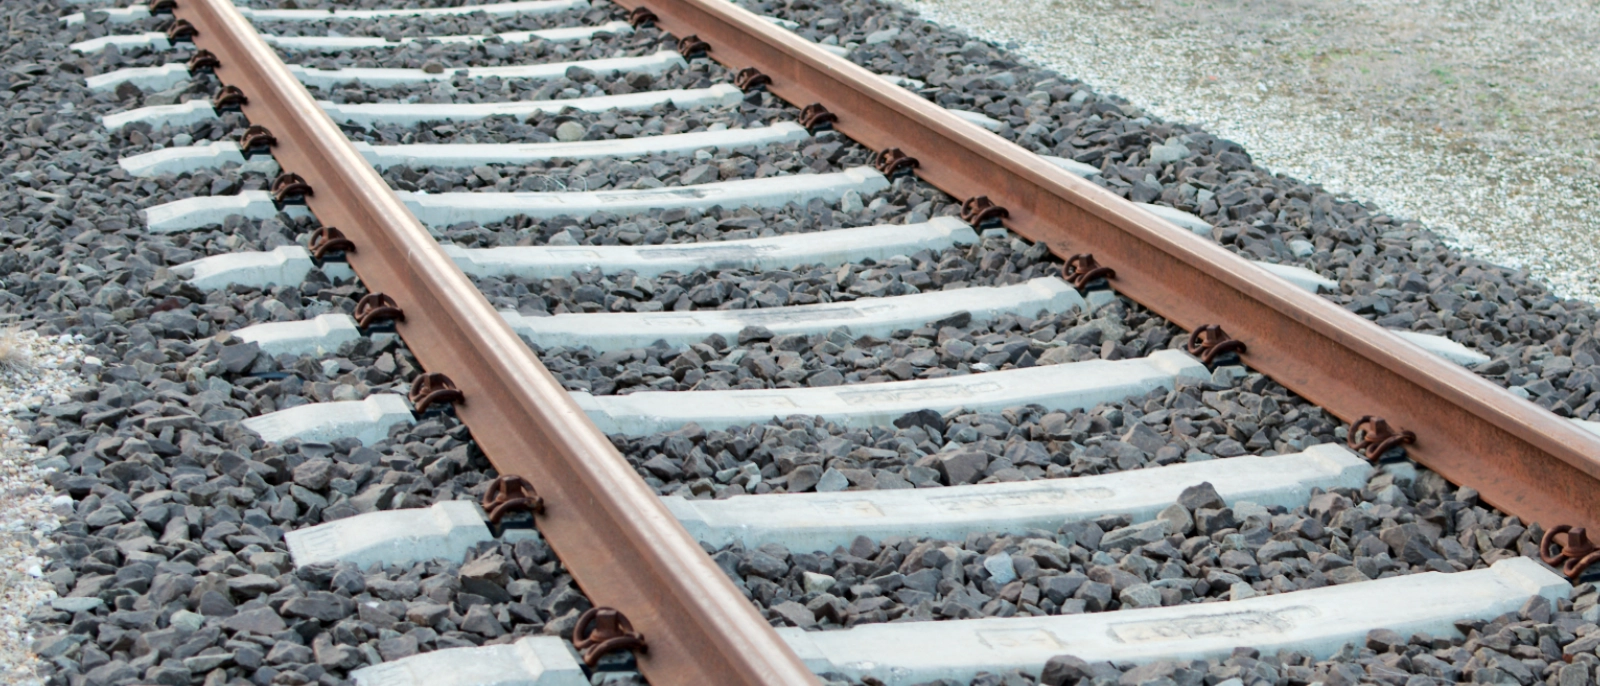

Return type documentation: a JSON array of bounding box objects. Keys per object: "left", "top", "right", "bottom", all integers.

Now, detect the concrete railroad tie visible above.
[{"left": 282, "top": 445, "right": 1370, "bottom": 570}]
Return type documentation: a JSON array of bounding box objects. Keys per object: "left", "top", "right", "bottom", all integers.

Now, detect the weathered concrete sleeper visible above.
[
  {"left": 669, "top": 443, "right": 1371, "bottom": 551},
  {"left": 120, "top": 123, "right": 811, "bottom": 177},
  {"left": 240, "top": 394, "right": 414, "bottom": 445},
  {"left": 232, "top": 313, "right": 362, "bottom": 358},
  {"left": 70, "top": 22, "right": 630, "bottom": 54},
  {"left": 574, "top": 350, "right": 1209, "bottom": 434},
  {"left": 777, "top": 558, "right": 1568, "bottom": 684},
  {"left": 350, "top": 636, "right": 587, "bottom": 686},
  {"left": 504, "top": 277, "right": 1083, "bottom": 352},
  {"left": 63, "top": 0, "right": 585, "bottom": 25},
  {"left": 284, "top": 501, "right": 495, "bottom": 570},
  {"left": 142, "top": 167, "right": 887, "bottom": 232},
  {"left": 102, "top": 84, "right": 743, "bottom": 131},
  {"left": 86, "top": 51, "right": 685, "bottom": 92}
]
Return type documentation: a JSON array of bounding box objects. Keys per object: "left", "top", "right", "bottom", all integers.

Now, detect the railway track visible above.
[{"left": 19, "top": 0, "right": 1600, "bottom": 684}]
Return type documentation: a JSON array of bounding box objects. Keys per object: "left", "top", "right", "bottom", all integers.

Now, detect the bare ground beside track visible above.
[{"left": 901, "top": 0, "right": 1600, "bottom": 301}]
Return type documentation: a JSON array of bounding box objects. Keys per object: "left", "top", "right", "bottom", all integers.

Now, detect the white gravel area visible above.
[
  {"left": 898, "top": 0, "right": 1600, "bottom": 302},
  {"left": 0, "top": 330, "right": 85, "bottom": 685}
]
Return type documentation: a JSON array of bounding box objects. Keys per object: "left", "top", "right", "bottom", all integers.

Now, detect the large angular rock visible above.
[{"left": 219, "top": 607, "right": 286, "bottom": 636}]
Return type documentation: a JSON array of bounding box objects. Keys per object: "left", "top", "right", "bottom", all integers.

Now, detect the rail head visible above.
[
  {"left": 620, "top": 0, "right": 1600, "bottom": 534},
  {"left": 171, "top": 0, "right": 820, "bottom": 683},
  {"left": 164, "top": 0, "right": 1600, "bottom": 676}
]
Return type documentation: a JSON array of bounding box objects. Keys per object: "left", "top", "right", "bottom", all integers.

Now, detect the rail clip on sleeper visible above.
[
  {"left": 1185, "top": 324, "right": 1245, "bottom": 368},
  {"left": 1541, "top": 525, "right": 1600, "bottom": 581},
  {"left": 573, "top": 608, "right": 646, "bottom": 667},
  {"left": 353, "top": 293, "right": 404, "bottom": 331},
  {"left": 409, "top": 372, "right": 463, "bottom": 416},
  {"left": 481, "top": 474, "right": 543, "bottom": 538},
  {"left": 1347, "top": 415, "right": 1416, "bottom": 463}
]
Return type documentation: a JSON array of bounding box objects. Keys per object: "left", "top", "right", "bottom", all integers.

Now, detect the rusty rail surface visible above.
[
  {"left": 170, "top": 0, "right": 819, "bottom": 683},
  {"left": 155, "top": 0, "right": 1600, "bottom": 677},
  {"left": 619, "top": 0, "right": 1600, "bottom": 535}
]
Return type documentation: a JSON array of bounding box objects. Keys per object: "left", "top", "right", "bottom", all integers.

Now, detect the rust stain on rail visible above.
[
  {"left": 170, "top": 0, "right": 819, "bottom": 683},
  {"left": 617, "top": 0, "right": 1600, "bottom": 535}
]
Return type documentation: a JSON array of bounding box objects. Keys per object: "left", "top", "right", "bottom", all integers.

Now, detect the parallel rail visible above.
[
  {"left": 170, "top": 0, "right": 1600, "bottom": 683},
  {"left": 615, "top": 0, "right": 1600, "bottom": 541},
  {"left": 172, "top": 0, "right": 818, "bottom": 683}
]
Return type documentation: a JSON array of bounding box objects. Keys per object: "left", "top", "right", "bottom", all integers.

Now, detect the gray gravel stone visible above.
[
  {"left": 831, "top": 589, "right": 1600, "bottom": 685},
  {"left": 11, "top": 15, "right": 612, "bottom": 679},
  {"left": 712, "top": 459, "right": 1547, "bottom": 639},
  {"left": 751, "top": 0, "right": 1600, "bottom": 425},
  {"left": 26, "top": 2, "right": 1600, "bottom": 685},
  {"left": 520, "top": 271, "right": 1167, "bottom": 397},
  {"left": 612, "top": 364, "right": 1339, "bottom": 499}
]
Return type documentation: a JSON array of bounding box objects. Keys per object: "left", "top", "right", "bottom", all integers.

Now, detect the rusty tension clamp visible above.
[
  {"left": 873, "top": 148, "right": 919, "bottom": 179},
  {"left": 211, "top": 84, "right": 246, "bottom": 111},
  {"left": 309, "top": 226, "right": 355, "bottom": 262},
  {"left": 239, "top": 125, "right": 276, "bottom": 156},
  {"left": 186, "top": 49, "right": 219, "bottom": 75},
  {"left": 572, "top": 608, "right": 647, "bottom": 667},
  {"left": 1347, "top": 415, "right": 1416, "bottom": 463},
  {"left": 1185, "top": 324, "right": 1246, "bottom": 368},
  {"left": 1541, "top": 525, "right": 1600, "bottom": 581},
  {"left": 271, "top": 172, "right": 312, "bottom": 206},
  {"left": 480, "top": 474, "right": 544, "bottom": 537},
  {"left": 409, "top": 372, "right": 464, "bottom": 416},
  {"left": 676, "top": 35, "right": 710, "bottom": 59},
  {"left": 959, "top": 196, "right": 1008, "bottom": 229},
  {"left": 353, "top": 293, "right": 404, "bottom": 331},
  {"left": 799, "top": 103, "right": 837, "bottom": 133},
  {"left": 626, "top": 6, "right": 656, "bottom": 28},
  {"left": 733, "top": 67, "right": 771, "bottom": 93},
  {"left": 164, "top": 18, "right": 197, "bottom": 42},
  {"left": 1061, "top": 254, "right": 1115, "bottom": 293}
]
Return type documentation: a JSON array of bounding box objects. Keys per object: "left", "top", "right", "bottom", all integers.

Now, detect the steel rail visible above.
[
  {"left": 621, "top": 0, "right": 1600, "bottom": 536},
  {"left": 171, "top": 0, "right": 819, "bottom": 683}
]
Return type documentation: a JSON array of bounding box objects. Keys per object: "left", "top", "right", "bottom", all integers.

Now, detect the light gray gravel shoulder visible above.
[
  {"left": 893, "top": 0, "right": 1600, "bottom": 305},
  {"left": 743, "top": 0, "right": 1600, "bottom": 423},
  {"left": 9, "top": 4, "right": 616, "bottom": 685},
  {"left": 723, "top": 465, "right": 1540, "bottom": 638},
  {"left": 0, "top": 332, "right": 85, "bottom": 686}
]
